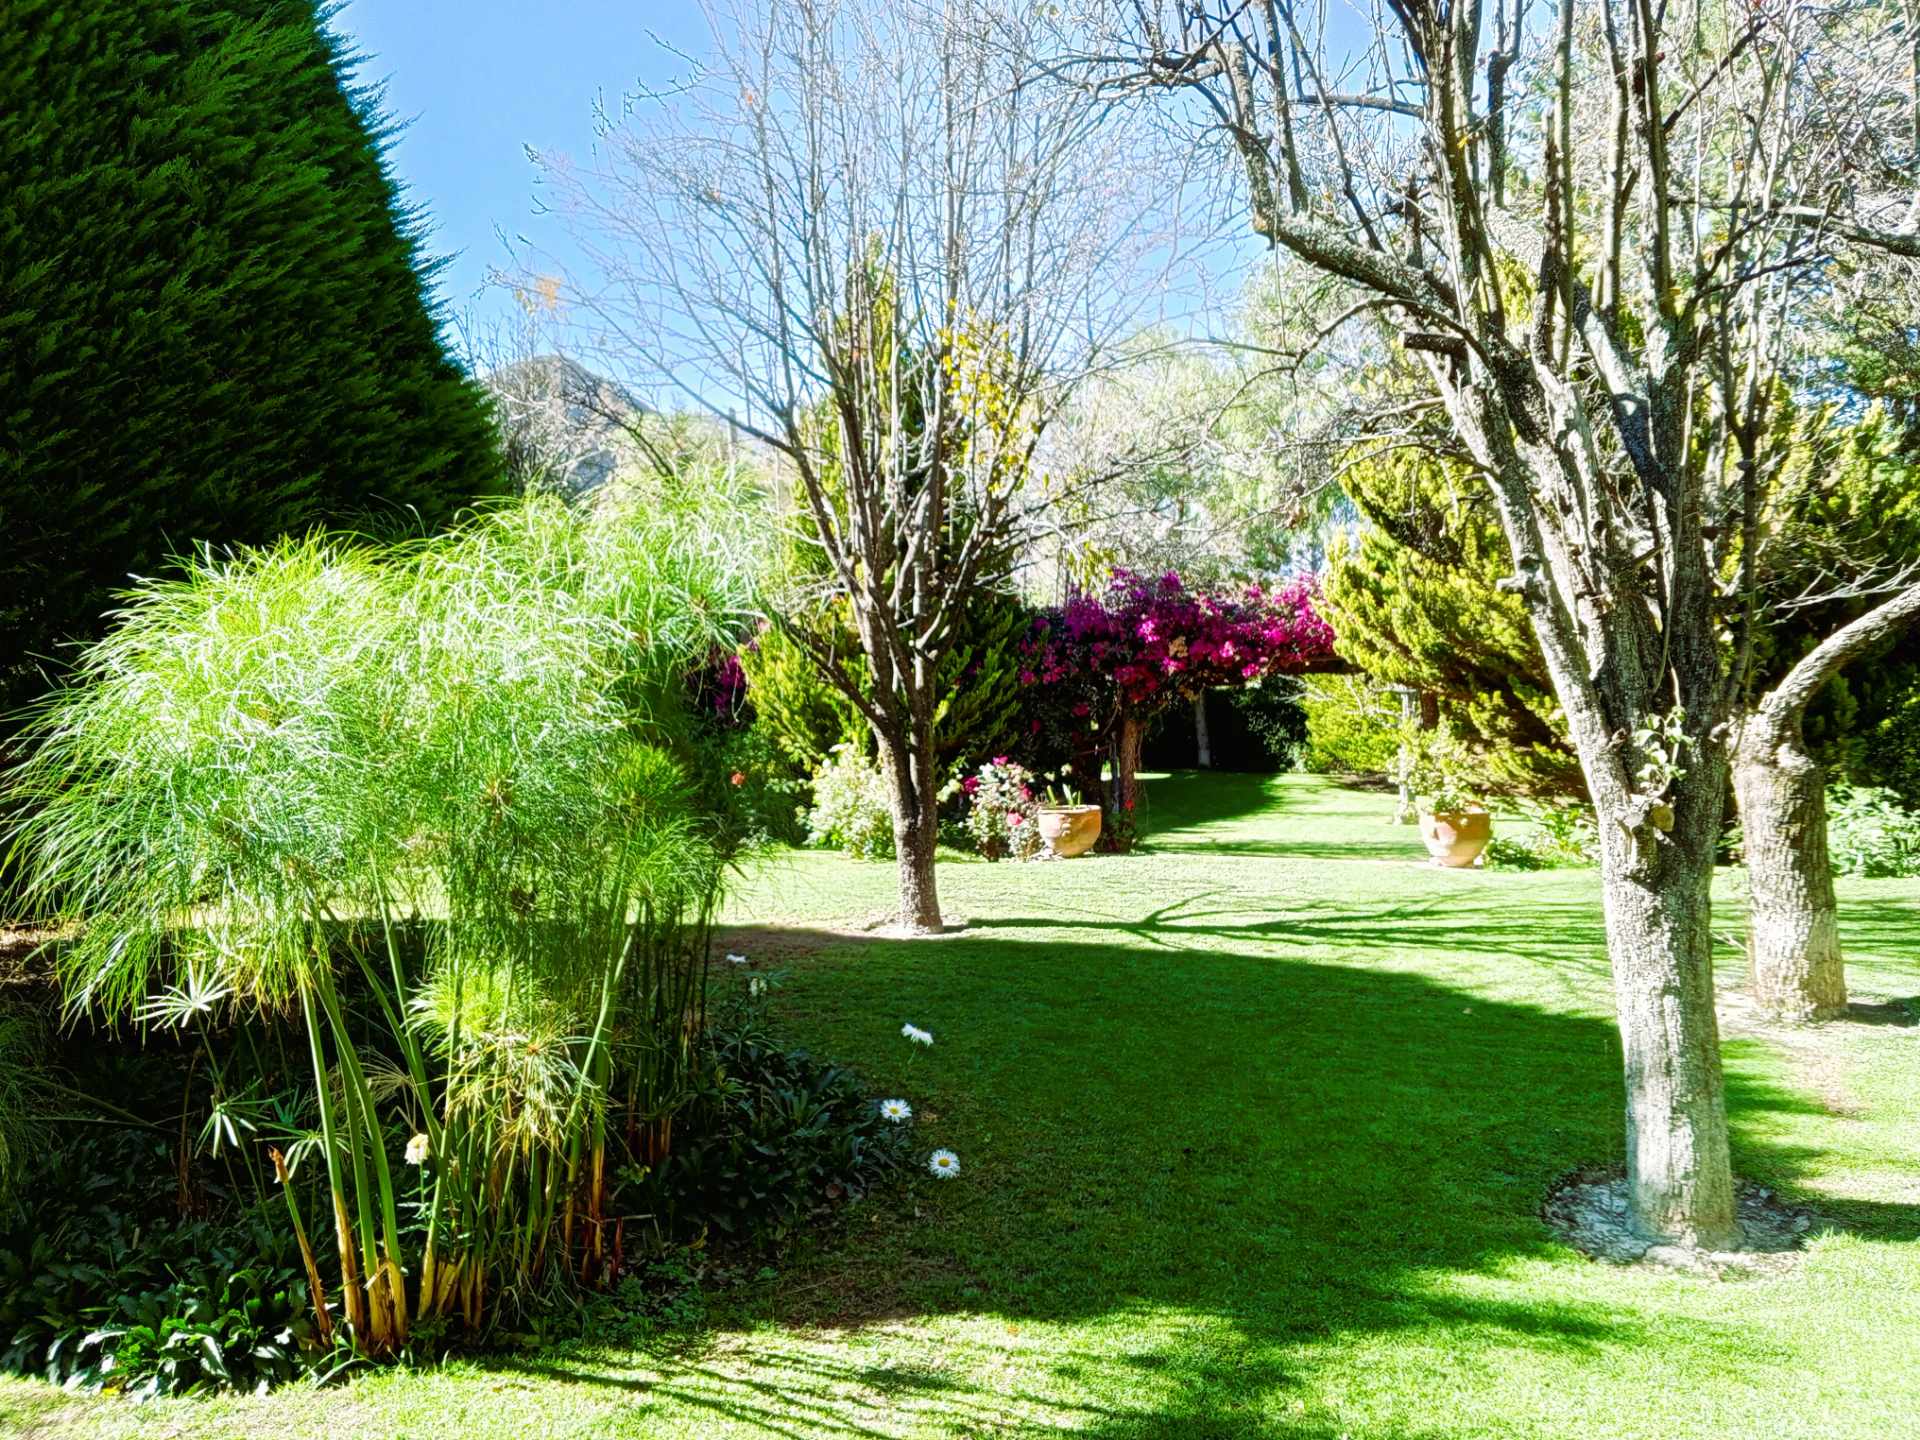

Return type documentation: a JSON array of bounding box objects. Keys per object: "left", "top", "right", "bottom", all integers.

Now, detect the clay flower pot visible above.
[
  {"left": 1419, "top": 807, "right": 1492, "bottom": 867},
  {"left": 1037, "top": 804, "right": 1101, "bottom": 859}
]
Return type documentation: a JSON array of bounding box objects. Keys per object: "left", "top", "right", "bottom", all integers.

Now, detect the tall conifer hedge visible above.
[{"left": 1, "top": 0, "right": 501, "bottom": 712}]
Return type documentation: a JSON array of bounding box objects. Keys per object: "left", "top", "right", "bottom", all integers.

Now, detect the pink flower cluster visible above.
[
  {"left": 1020, "top": 569, "right": 1335, "bottom": 713},
  {"left": 961, "top": 756, "right": 1042, "bottom": 860}
]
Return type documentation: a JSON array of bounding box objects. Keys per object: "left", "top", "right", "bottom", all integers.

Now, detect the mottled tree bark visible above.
[
  {"left": 1733, "top": 583, "right": 1920, "bottom": 1021},
  {"left": 1593, "top": 799, "right": 1740, "bottom": 1249},
  {"left": 1734, "top": 730, "right": 1845, "bottom": 1021},
  {"left": 1193, "top": 692, "right": 1212, "bottom": 768},
  {"left": 882, "top": 714, "right": 944, "bottom": 934}
]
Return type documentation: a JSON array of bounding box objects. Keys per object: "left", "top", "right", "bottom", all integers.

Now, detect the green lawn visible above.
[{"left": 9, "top": 773, "right": 1920, "bottom": 1439}]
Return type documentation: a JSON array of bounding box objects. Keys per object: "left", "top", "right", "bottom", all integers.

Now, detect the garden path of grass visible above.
[{"left": 8, "top": 773, "right": 1920, "bottom": 1439}]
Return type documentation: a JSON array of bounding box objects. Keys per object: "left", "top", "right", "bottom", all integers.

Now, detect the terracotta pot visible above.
[
  {"left": 1037, "top": 804, "right": 1102, "bottom": 859},
  {"left": 1419, "top": 808, "right": 1492, "bottom": 867}
]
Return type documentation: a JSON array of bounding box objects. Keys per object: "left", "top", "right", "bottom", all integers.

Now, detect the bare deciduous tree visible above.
[
  {"left": 1068, "top": 0, "right": 1919, "bottom": 1245},
  {"left": 539, "top": 0, "right": 1180, "bottom": 931}
]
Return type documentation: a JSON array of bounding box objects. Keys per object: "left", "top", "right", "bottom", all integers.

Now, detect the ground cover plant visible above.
[{"left": 7, "top": 771, "right": 1918, "bottom": 1438}]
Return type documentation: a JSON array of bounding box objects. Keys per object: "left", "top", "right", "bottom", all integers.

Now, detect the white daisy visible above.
[
  {"left": 901, "top": 1023, "right": 934, "bottom": 1046},
  {"left": 404, "top": 1133, "right": 430, "bottom": 1166},
  {"left": 927, "top": 1149, "right": 961, "bottom": 1179},
  {"left": 725, "top": 952, "right": 749, "bottom": 964},
  {"left": 878, "top": 1098, "right": 913, "bottom": 1123}
]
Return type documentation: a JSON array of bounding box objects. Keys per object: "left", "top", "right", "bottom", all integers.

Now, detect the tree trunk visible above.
[
  {"left": 1106, "top": 710, "right": 1147, "bottom": 852},
  {"left": 882, "top": 721, "right": 943, "bottom": 934},
  {"left": 1392, "top": 687, "right": 1418, "bottom": 824},
  {"left": 1193, "top": 692, "right": 1212, "bottom": 769},
  {"left": 1724, "top": 582, "right": 1920, "bottom": 1022},
  {"left": 1734, "top": 730, "right": 1846, "bottom": 1021},
  {"left": 1589, "top": 760, "right": 1741, "bottom": 1251}
]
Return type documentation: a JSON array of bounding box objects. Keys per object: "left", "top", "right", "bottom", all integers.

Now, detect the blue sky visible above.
[
  {"left": 334, "top": 1, "right": 707, "bottom": 338},
  {"left": 332, "top": 1, "right": 1273, "bottom": 389}
]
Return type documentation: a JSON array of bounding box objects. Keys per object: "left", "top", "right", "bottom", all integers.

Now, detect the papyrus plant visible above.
[{"left": 7, "top": 495, "right": 750, "bottom": 1354}]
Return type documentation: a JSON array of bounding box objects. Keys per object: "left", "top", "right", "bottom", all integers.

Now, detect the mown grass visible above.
[{"left": 8, "top": 772, "right": 1919, "bottom": 1439}]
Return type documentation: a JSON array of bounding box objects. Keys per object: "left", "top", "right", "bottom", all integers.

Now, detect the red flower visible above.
[{"left": 730, "top": 771, "right": 746, "bottom": 786}]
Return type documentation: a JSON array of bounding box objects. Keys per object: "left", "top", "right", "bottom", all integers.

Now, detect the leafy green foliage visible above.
[
  {"left": 1483, "top": 802, "right": 1598, "bottom": 870},
  {"left": 805, "top": 747, "right": 895, "bottom": 860},
  {"left": 1294, "top": 675, "right": 1402, "bottom": 775},
  {"left": 1324, "top": 410, "right": 1920, "bottom": 801},
  {"left": 0, "top": 1013, "right": 45, "bottom": 1206},
  {"left": 1825, "top": 785, "right": 1920, "bottom": 878},
  {"left": 1322, "top": 450, "right": 1580, "bottom": 795},
  {"left": 0, "top": 1129, "right": 323, "bottom": 1398},
  {"left": 1229, "top": 680, "right": 1310, "bottom": 768},
  {"left": 704, "top": 723, "right": 811, "bottom": 848},
  {"left": 4, "top": 494, "right": 754, "bottom": 1350},
  {"left": 738, "top": 616, "right": 869, "bottom": 775},
  {"left": 1759, "top": 409, "right": 1920, "bottom": 798},
  {"left": 1404, "top": 729, "right": 1486, "bottom": 814},
  {"left": 0, "top": 0, "right": 503, "bottom": 715},
  {"left": 624, "top": 989, "right": 907, "bottom": 1250}
]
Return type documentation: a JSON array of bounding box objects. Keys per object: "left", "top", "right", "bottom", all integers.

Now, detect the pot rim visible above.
[{"left": 1037, "top": 803, "right": 1102, "bottom": 816}]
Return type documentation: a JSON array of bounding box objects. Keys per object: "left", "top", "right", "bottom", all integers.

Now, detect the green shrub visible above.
[
  {"left": 1482, "top": 802, "right": 1597, "bottom": 870},
  {"left": 1852, "top": 678, "right": 1920, "bottom": 807},
  {"left": 1296, "top": 675, "right": 1402, "bottom": 775},
  {"left": 1322, "top": 450, "right": 1584, "bottom": 796},
  {"left": 805, "top": 745, "right": 896, "bottom": 858},
  {"left": 0, "top": 1128, "right": 323, "bottom": 1398},
  {"left": 934, "top": 590, "right": 1029, "bottom": 771},
  {"left": 738, "top": 616, "right": 869, "bottom": 776},
  {"left": 705, "top": 722, "right": 811, "bottom": 848},
  {"left": 625, "top": 988, "right": 907, "bottom": 1250},
  {"left": 1232, "top": 678, "right": 1309, "bottom": 766},
  {"left": 0, "top": 1012, "right": 45, "bottom": 1206},
  {"left": 5, "top": 495, "right": 747, "bottom": 1354},
  {"left": 1, "top": 0, "right": 502, "bottom": 715},
  {"left": 1827, "top": 784, "right": 1920, "bottom": 877}
]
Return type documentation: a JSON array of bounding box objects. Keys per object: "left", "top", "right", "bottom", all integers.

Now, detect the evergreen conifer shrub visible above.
[{"left": 0, "top": 0, "right": 501, "bottom": 713}]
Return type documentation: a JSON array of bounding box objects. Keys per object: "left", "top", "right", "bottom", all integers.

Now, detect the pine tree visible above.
[{"left": 1, "top": 0, "right": 501, "bottom": 713}]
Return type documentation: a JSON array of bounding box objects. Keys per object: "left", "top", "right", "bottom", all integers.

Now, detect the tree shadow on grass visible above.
[
  {"left": 965, "top": 892, "right": 1614, "bottom": 981},
  {"left": 1153, "top": 836, "right": 1433, "bottom": 862},
  {"left": 497, "top": 1336, "right": 1483, "bottom": 1439},
  {"left": 494, "top": 924, "right": 1920, "bottom": 1437}
]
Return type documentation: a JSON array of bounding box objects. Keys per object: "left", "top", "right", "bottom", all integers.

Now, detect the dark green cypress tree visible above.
[{"left": 0, "top": 0, "right": 502, "bottom": 713}]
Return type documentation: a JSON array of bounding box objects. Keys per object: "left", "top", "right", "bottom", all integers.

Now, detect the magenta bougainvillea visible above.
[
  {"left": 1020, "top": 568, "right": 1334, "bottom": 715},
  {"left": 1017, "top": 569, "right": 1336, "bottom": 848}
]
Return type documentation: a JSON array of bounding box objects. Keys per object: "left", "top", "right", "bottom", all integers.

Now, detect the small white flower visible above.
[
  {"left": 748, "top": 976, "right": 766, "bottom": 997},
  {"left": 878, "top": 1098, "right": 912, "bottom": 1123},
  {"left": 404, "top": 1133, "right": 430, "bottom": 1166},
  {"left": 726, "top": 952, "right": 749, "bottom": 964},
  {"left": 901, "top": 1023, "right": 933, "bottom": 1046},
  {"left": 927, "top": 1149, "right": 960, "bottom": 1179}
]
